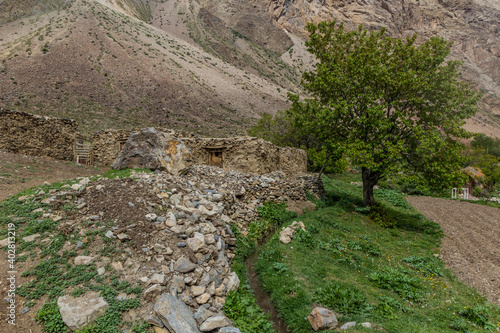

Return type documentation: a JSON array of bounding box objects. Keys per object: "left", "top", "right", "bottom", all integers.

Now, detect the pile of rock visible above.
[{"left": 21, "top": 164, "right": 321, "bottom": 332}]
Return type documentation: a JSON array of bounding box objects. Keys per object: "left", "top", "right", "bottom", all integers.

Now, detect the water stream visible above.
[{"left": 244, "top": 251, "right": 291, "bottom": 333}]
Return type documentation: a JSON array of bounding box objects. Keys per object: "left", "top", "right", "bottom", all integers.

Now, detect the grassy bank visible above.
[{"left": 255, "top": 175, "right": 500, "bottom": 332}]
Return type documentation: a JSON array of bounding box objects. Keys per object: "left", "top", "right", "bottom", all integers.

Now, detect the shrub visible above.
[{"left": 369, "top": 204, "right": 396, "bottom": 228}]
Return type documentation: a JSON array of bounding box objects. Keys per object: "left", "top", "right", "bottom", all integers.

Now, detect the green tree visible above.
[
  {"left": 477, "top": 154, "right": 500, "bottom": 194},
  {"left": 248, "top": 110, "right": 347, "bottom": 176},
  {"left": 292, "top": 21, "right": 481, "bottom": 206}
]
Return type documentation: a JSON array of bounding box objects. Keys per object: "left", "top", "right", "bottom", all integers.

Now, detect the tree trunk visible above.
[
  {"left": 316, "top": 151, "right": 330, "bottom": 183},
  {"left": 362, "top": 167, "right": 381, "bottom": 207}
]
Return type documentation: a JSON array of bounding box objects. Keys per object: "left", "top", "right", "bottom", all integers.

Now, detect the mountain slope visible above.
[
  {"left": 0, "top": 0, "right": 303, "bottom": 136},
  {"left": 0, "top": 0, "right": 499, "bottom": 138}
]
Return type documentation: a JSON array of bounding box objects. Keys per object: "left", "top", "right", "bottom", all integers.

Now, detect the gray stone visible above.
[
  {"left": 170, "top": 194, "right": 182, "bottom": 206},
  {"left": 105, "top": 230, "right": 115, "bottom": 239},
  {"left": 279, "top": 226, "right": 295, "bottom": 244},
  {"left": 145, "top": 314, "right": 163, "bottom": 327},
  {"left": 194, "top": 307, "right": 214, "bottom": 325},
  {"left": 361, "top": 322, "right": 372, "bottom": 328},
  {"left": 226, "top": 272, "right": 240, "bottom": 291},
  {"left": 170, "top": 275, "right": 186, "bottom": 294},
  {"left": 23, "top": 233, "right": 40, "bottom": 242},
  {"left": 219, "top": 327, "right": 242, "bottom": 333},
  {"left": 174, "top": 256, "right": 197, "bottom": 273},
  {"left": 57, "top": 292, "right": 109, "bottom": 330},
  {"left": 191, "top": 285, "right": 206, "bottom": 297},
  {"left": 153, "top": 294, "right": 201, "bottom": 333},
  {"left": 196, "top": 293, "right": 211, "bottom": 304},
  {"left": 199, "top": 316, "right": 230, "bottom": 331},
  {"left": 117, "top": 233, "right": 130, "bottom": 240},
  {"left": 74, "top": 256, "right": 94, "bottom": 265},
  {"left": 307, "top": 307, "right": 338, "bottom": 331},
  {"left": 97, "top": 267, "right": 106, "bottom": 276},
  {"left": 340, "top": 321, "right": 356, "bottom": 330},
  {"left": 146, "top": 213, "right": 158, "bottom": 222},
  {"left": 187, "top": 232, "right": 206, "bottom": 252},
  {"left": 165, "top": 212, "right": 177, "bottom": 227},
  {"left": 144, "top": 284, "right": 163, "bottom": 302},
  {"left": 171, "top": 225, "right": 186, "bottom": 234},
  {"left": 0, "top": 237, "right": 11, "bottom": 247},
  {"left": 151, "top": 273, "right": 166, "bottom": 285}
]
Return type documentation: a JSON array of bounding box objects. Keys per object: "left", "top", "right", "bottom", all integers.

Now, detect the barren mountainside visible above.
[{"left": 0, "top": 0, "right": 499, "bottom": 138}]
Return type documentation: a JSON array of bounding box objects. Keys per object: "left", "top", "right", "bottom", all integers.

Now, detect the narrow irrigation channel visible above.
[{"left": 245, "top": 251, "right": 291, "bottom": 333}]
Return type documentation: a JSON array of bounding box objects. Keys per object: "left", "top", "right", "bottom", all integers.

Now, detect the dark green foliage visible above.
[
  {"left": 224, "top": 290, "right": 274, "bottom": 333},
  {"left": 472, "top": 134, "right": 500, "bottom": 158},
  {"left": 374, "top": 188, "right": 410, "bottom": 208},
  {"left": 257, "top": 202, "right": 297, "bottom": 228},
  {"left": 36, "top": 301, "right": 67, "bottom": 333},
  {"left": 458, "top": 306, "right": 495, "bottom": 329},
  {"left": 369, "top": 203, "right": 396, "bottom": 228},
  {"left": 368, "top": 266, "right": 425, "bottom": 302},
  {"left": 313, "top": 281, "right": 370, "bottom": 315},
  {"left": 290, "top": 20, "right": 480, "bottom": 206},
  {"left": 403, "top": 256, "right": 443, "bottom": 276}
]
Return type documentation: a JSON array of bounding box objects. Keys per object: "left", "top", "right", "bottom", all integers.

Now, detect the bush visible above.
[{"left": 369, "top": 204, "right": 396, "bottom": 228}]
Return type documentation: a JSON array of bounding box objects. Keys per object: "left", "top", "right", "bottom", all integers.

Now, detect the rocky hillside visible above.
[{"left": 0, "top": 0, "right": 499, "bottom": 137}]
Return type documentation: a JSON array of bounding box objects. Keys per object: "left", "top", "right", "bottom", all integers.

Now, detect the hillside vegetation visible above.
[{"left": 251, "top": 175, "right": 500, "bottom": 332}]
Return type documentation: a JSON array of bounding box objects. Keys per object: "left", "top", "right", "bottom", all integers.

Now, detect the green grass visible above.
[
  {"left": 222, "top": 202, "right": 297, "bottom": 333},
  {"left": 0, "top": 170, "right": 154, "bottom": 332},
  {"left": 255, "top": 175, "right": 500, "bottom": 332}
]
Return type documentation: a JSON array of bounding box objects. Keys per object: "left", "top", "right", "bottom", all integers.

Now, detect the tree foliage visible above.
[
  {"left": 248, "top": 110, "right": 347, "bottom": 174},
  {"left": 291, "top": 21, "right": 481, "bottom": 206}
]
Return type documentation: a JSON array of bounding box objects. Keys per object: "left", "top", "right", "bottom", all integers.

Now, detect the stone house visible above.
[{"left": 0, "top": 109, "right": 307, "bottom": 174}]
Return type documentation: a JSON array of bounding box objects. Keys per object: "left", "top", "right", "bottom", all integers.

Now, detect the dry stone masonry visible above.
[
  {"left": 0, "top": 109, "right": 307, "bottom": 175},
  {"left": 0, "top": 108, "right": 78, "bottom": 160}
]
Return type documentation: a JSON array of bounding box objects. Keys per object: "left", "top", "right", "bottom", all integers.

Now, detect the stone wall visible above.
[
  {"left": 279, "top": 147, "right": 308, "bottom": 174},
  {"left": 0, "top": 108, "right": 78, "bottom": 160},
  {"left": 182, "top": 137, "right": 306, "bottom": 174},
  {"left": 92, "top": 128, "right": 195, "bottom": 166}
]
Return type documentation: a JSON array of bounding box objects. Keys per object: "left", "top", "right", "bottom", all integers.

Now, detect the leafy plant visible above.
[
  {"left": 374, "top": 188, "right": 410, "bottom": 208},
  {"left": 403, "top": 256, "right": 443, "bottom": 276},
  {"left": 36, "top": 301, "right": 67, "bottom": 333},
  {"left": 224, "top": 290, "right": 274, "bottom": 333},
  {"left": 313, "top": 281, "right": 370, "bottom": 315},
  {"left": 369, "top": 203, "right": 396, "bottom": 228},
  {"left": 369, "top": 266, "right": 425, "bottom": 302},
  {"left": 458, "top": 305, "right": 494, "bottom": 329}
]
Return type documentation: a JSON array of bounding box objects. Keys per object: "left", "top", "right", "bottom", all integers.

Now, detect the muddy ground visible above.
[{"left": 407, "top": 196, "right": 500, "bottom": 306}]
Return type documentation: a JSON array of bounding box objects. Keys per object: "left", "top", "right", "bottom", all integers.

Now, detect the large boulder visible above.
[
  {"left": 153, "top": 294, "right": 201, "bottom": 333},
  {"left": 307, "top": 307, "right": 338, "bottom": 331},
  {"left": 57, "top": 292, "right": 109, "bottom": 330},
  {"left": 112, "top": 128, "right": 192, "bottom": 175}
]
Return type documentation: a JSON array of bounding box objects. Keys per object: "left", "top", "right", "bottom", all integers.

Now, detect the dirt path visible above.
[{"left": 407, "top": 196, "right": 500, "bottom": 306}]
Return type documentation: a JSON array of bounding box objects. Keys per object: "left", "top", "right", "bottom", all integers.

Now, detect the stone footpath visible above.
[{"left": 17, "top": 165, "right": 321, "bottom": 332}]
